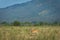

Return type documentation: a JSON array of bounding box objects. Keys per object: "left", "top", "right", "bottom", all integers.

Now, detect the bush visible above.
[
  {"left": 12, "top": 21, "right": 21, "bottom": 26},
  {"left": 1, "top": 21, "right": 9, "bottom": 26}
]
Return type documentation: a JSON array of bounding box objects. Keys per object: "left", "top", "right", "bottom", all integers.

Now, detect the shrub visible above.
[
  {"left": 12, "top": 21, "right": 21, "bottom": 26},
  {"left": 1, "top": 21, "right": 9, "bottom": 26}
]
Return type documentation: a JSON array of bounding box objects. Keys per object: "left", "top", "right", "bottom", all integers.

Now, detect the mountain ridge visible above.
[{"left": 0, "top": 0, "right": 60, "bottom": 23}]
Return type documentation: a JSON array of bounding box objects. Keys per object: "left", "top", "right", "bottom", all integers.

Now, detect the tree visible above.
[
  {"left": 39, "top": 22, "right": 43, "bottom": 25},
  {"left": 1, "top": 21, "right": 9, "bottom": 26},
  {"left": 23, "top": 22, "right": 32, "bottom": 26},
  {"left": 12, "top": 21, "right": 21, "bottom": 26}
]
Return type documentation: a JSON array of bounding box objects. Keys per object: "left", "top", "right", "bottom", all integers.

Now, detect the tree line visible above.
[{"left": 0, "top": 21, "right": 60, "bottom": 26}]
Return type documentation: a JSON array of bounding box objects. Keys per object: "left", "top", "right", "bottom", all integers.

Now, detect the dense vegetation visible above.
[{"left": 0, "top": 21, "right": 60, "bottom": 26}]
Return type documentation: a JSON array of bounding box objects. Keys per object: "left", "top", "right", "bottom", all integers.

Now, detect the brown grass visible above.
[{"left": 0, "top": 26, "right": 60, "bottom": 40}]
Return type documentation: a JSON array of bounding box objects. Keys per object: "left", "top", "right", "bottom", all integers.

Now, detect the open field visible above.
[{"left": 0, "top": 26, "right": 60, "bottom": 40}]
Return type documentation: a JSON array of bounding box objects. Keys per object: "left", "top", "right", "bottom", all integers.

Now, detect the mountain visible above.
[{"left": 0, "top": 0, "right": 60, "bottom": 23}]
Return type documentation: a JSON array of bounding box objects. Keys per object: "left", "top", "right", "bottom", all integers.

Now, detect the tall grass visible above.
[{"left": 0, "top": 26, "right": 60, "bottom": 40}]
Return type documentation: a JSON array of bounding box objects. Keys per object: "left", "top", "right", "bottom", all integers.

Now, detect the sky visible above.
[{"left": 0, "top": 0, "right": 31, "bottom": 8}]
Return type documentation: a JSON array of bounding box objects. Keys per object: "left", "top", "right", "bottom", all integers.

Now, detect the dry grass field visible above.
[{"left": 0, "top": 26, "right": 60, "bottom": 40}]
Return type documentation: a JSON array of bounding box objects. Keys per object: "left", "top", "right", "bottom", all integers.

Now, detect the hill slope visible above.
[{"left": 0, "top": 0, "right": 60, "bottom": 22}]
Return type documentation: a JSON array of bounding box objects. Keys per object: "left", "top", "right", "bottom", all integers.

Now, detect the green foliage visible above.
[
  {"left": 39, "top": 22, "right": 44, "bottom": 25},
  {"left": 33, "top": 22, "right": 39, "bottom": 26},
  {"left": 23, "top": 22, "right": 32, "bottom": 26},
  {"left": 53, "top": 21, "right": 58, "bottom": 25},
  {"left": 0, "top": 21, "right": 60, "bottom": 26},
  {"left": 12, "top": 21, "right": 21, "bottom": 26},
  {"left": 52, "top": 21, "right": 60, "bottom": 26},
  {"left": 1, "top": 21, "right": 9, "bottom": 26}
]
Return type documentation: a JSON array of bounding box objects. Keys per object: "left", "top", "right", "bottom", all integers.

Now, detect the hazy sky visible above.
[{"left": 0, "top": 0, "right": 31, "bottom": 8}]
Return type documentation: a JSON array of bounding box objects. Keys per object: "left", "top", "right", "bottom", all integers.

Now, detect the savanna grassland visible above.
[{"left": 0, "top": 26, "right": 60, "bottom": 40}]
